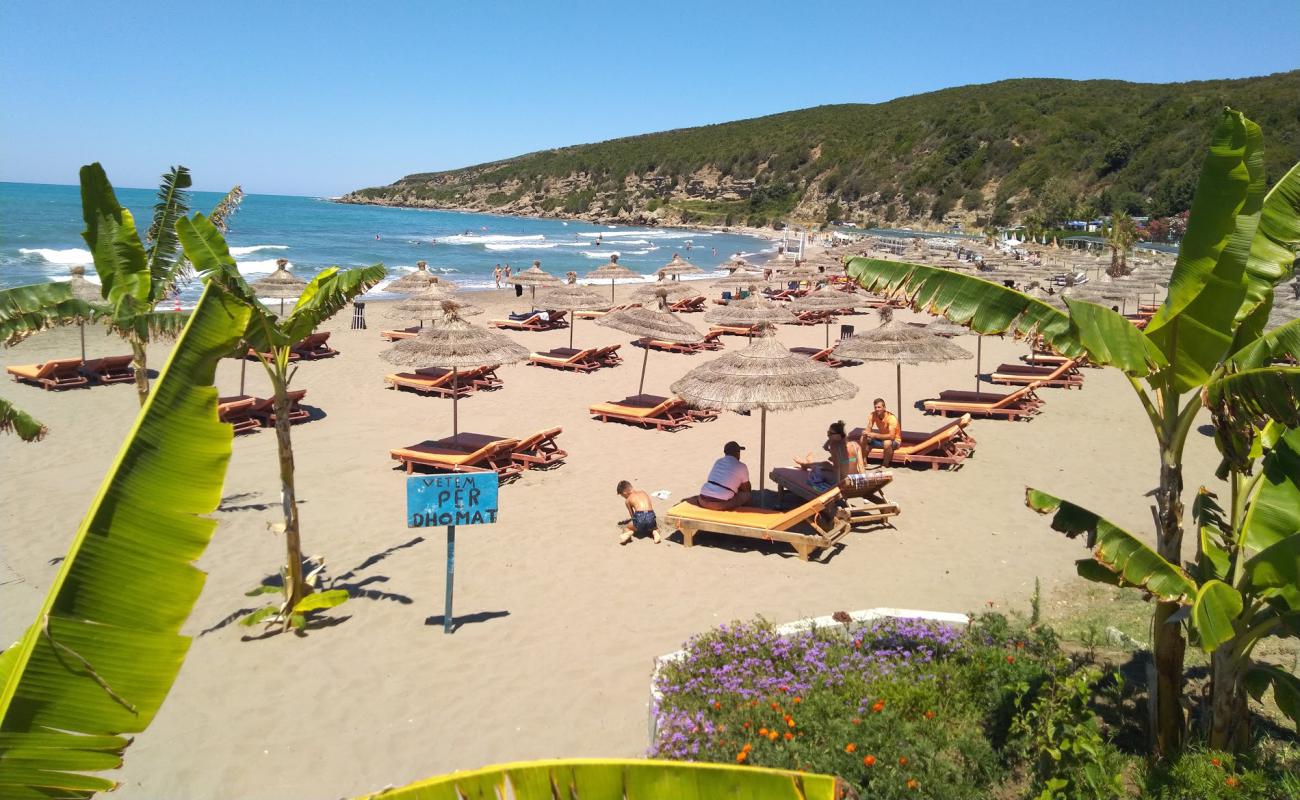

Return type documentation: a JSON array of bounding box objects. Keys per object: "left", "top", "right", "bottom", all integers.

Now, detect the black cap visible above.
[{"left": 724, "top": 441, "right": 745, "bottom": 456}]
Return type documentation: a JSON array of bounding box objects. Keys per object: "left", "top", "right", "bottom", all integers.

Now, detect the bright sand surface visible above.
[{"left": 0, "top": 274, "right": 1222, "bottom": 799}]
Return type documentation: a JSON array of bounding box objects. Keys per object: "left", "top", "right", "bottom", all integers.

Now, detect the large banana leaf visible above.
[
  {"left": 1191, "top": 579, "right": 1244, "bottom": 653},
  {"left": 1238, "top": 160, "right": 1300, "bottom": 327},
  {"left": 1143, "top": 110, "right": 1263, "bottom": 393},
  {"left": 1228, "top": 318, "right": 1300, "bottom": 369},
  {"left": 282, "top": 264, "right": 386, "bottom": 342},
  {"left": 1205, "top": 366, "right": 1300, "bottom": 429},
  {"left": 1025, "top": 489, "right": 1197, "bottom": 602},
  {"left": 1245, "top": 664, "right": 1300, "bottom": 730},
  {"left": 0, "top": 283, "right": 101, "bottom": 348},
  {"left": 0, "top": 283, "right": 250, "bottom": 798},
  {"left": 0, "top": 398, "right": 46, "bottom": 442},
  {"left": 1240, "top": 427, "right": 1300, "bottom": 555},
  {"left": 79, "top": 163, "right": 151, "bottom": 308},
  {"left": 351, "top": 759, "right": 842, "bottom": 800},
  {"left": 1061, "top": 298, "right": 1167, "bottom": 376}
]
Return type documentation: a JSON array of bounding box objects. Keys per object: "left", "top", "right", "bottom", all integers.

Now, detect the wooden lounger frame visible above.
[
  {"left": 851, "top": 413, "right": 976, "bottom": 469},
  {"left": 768, "top": 467, "right": 899, "bottom": 529},
  {"left": 390, "top": 436, "right": 524, "bottom": 481},
  {"left": 510, "top": 426, "right": 567, "bottom": 470},
  {"left": 664, "top": 489, "right": 851, "bottom": 561},
  {"left": 528, "top": 347, "right": 603, "bottom": 372},
  {"left": 489, "top": 310, "right": 569, "bottom": 331},
  {"left": 589, "top": 394, "right": 714, "bottom": 431},
  {"left": 990, "top": 359, "right": 1083, "bottom": 389},
  {"left": 291, "top": 331, "right": 338, "bottom": 360},
  {"left": 385, "top": 370, "right": 477, "bottom": 397},
  {"left": 789, "top": 346, "right": 851, "bottom": 367},
  {"left": 80, "top": 355, "right": 135, "bottom": 384},
  {"left": 6, "top": 358, "right": 90, "bottom": 391},
  {"left": 709, "top": 324, "right": 759, "bottom": 337},
  {"left": 217, "top": 396, "right": 266, "bottom": 434},
  {"left": 381, "top": 326, "right": 421, "bottom": 341},
  {"left": 923, "top": 383, "right": 1043, "bottom": 420}
]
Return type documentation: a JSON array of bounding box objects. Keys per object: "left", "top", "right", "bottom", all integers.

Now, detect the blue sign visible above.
[{"left": 407, "top": 473, "right": 499, "bottom": 528}]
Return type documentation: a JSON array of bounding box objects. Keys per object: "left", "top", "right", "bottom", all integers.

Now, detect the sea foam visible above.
[
  {"left": 440, "top": 233, "right": 545, "bottom": 245},
  {"left": 229, "top": 244, "right": 289, "bottom": 256},
  {"left": 19, "top": 247, "right": 93, "bottom": 265}
]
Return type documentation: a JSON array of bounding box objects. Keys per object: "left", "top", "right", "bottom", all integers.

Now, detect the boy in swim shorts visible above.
[{"left": 616, "top": 480, "right": 661, "bottom": 544}]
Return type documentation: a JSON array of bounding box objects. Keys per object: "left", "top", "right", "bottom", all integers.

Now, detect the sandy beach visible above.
[{"left": 0, "top": 271, "right": 1223, "bottom": 799}]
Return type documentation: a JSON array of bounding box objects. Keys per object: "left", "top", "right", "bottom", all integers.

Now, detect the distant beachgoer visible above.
[
  {"left": 862, "top": 398, "right": 901, "bottom": 467},
  {"left": 616, "top": 480, "right": 660, "bottom": 545},
  {"left": 697, "top": 441, "right": 752, "bottom": 511},
  {"left": 375, "top": 234, "right": 380, "bottom": 240},
  {"left": 493, "top": 265, "right": 502, "bottom": 288}
]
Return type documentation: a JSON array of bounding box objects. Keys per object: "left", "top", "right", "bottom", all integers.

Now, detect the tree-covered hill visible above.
[{"left": 343, "top": 71, "right": 1300, "bottom": 229}]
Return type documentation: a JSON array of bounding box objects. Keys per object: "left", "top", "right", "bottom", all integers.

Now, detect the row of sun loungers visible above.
[
  {"left": 527, "top": 345, "right": 622, "bottom": 372},
  {"left": 385, "top": 366, "right": 502, "bottom": 397},
  {"left": 588, "top": 394, "right": 717, "bottom": 431},
  {"left": 922, "top": 383, "right": 1043, "bottom": 420},
  {"left": 634, "top": 330, "right": 726, "bottom": 354},
  {"left": 489, "top": 310, "right": 568, "bottom": 332},
  {"left": 217, "top": 390, "right": 312, "bottom": 434},
  {"left": 990, "top": 359, "right": 1083, "bottom": 389},
  {"left": 574, "top": 303, "right": 640, "bottom": 320},
  {"left": 249, "top": 332, "right": 338, "bottom": 362},
  {"left": 6, "top": 355, "right": 135, "bottom": 390},
  {"left": 390, "top": 428, "right": 566, "bottom": 481}
]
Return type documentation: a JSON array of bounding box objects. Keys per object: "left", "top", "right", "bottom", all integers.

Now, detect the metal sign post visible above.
[{"left": 407, "top": 473, "right": 499, "bottom": 634}]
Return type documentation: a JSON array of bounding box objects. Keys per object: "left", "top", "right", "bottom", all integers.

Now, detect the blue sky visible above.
[{"left": 2, "top": 0, "right": 1296, "bottom": 196}]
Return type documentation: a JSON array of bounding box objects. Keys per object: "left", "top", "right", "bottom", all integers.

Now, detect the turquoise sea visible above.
[{"left": 0, "top": 182, "right": 774, "bottom": 302}]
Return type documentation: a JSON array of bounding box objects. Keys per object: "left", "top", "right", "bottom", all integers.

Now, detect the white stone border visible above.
[{"left": 648, "top": 608, "right": 970, "bottom": 743}]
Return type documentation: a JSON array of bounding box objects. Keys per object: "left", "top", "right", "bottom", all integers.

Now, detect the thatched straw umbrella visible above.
[
  {"left": 833, "top": 318, "right": 972, "bottom": 426},
  {"left": 720, "top": 256, "right": 760, "bottom": 273},
  {"left": 539, "top": 272, "right": 609, "bottom": 348},
  {"left": 510, "top": 260, "right": 561, "bottom": 305},
  {"left": 705, "top": 294, "right": 798, "bottom": 330},
  {"left": 585, "top": 254, "right": 641, "bottom": 302},
  {"left": 711, "top": 271, "right": 770, "bottom": 293},
  {"left": 65, "top": 266, "right": 104, "bottom": 361},
  {"left": 597, "top": 289, "right": 703, "bottom": 394},
  {"left": 379, "top": 300, "right": 529, "bottom": 436},
  {"left": 631, "top": 278, "right": 697, "bottom": 301},
  {"left": 659, "top": 253, "right": 702, "bottom": 281},
  {"left": 389, "top": 284, "right": 457, "bottom": 327},
  {"left": 251, "top": 258, "right": 308, "bottom": 315},
  {"left": 926, "top": 318, "right": 967, "bottom": 338},
  {"left": 387, "top": 261, "right": 446, "bottom": 294},
  {"left": 671, "top": 329, "right": 858, "bottom": 502},
  {"left": 789, "top": 286, "right": 873, "bottom": 347}
]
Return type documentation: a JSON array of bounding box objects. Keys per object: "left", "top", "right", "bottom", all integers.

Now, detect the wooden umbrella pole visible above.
[
  {"left": 975, "top": 334, "right": 982, "bottom": 393},
  {"left": 610, "top": 279, "right": 616, "bottom": 302},
  {"left": 452, "top": 366, "right": 459, "bottom": 436},
  {"left": 569, "top": 318, "right": 575, "bottom": 349},
  {"left": 825, "top": 320, "right": 830, "bottom": 348},
  {"left": 638, "top": 346, "right": 649, "bottom": 395},
  {"left": 79, "top": 321, "right": 86, "bottom": 362},
  {"left": 758, "top": 407, "right": 767, "bottom": 507},
  {"left": 239, "top": 357, "right": 247, "bottom": 395},
  {"left": 896, "top": 362, "right": 903, "bottom": 429}
]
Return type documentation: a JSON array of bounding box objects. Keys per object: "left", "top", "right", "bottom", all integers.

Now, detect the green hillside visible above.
[{"left": 344, "top": 71, "right": 1300, "bottom": 229}]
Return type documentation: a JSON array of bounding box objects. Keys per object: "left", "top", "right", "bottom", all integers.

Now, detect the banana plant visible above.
[
  {"left": 0, "top": 397, "right": 47, "bottom": 441},
  {"left": 178, "top": 212, "right": 385, "bottom": 632},
  {"left": 844, "top": 108, "right": 1300, "bottom": 757},
  {"left": 0, "top": 277, "right": 251, "bottom": 797},
  {"left": 350, "top": 759, "right": 843, "bottom": 800}
]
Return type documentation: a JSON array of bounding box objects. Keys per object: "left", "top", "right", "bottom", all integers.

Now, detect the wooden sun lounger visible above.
[
  {"left": 381, "top": 326, "right": 421, "bottom": 341},
  {"left": 489, "top": 310, "right": 568, "bottom": 331},
  {"left": 991, "top": 359, "right": 1083, "bottom": 389},
  {"left": 6, "top": 358, "right": 89, "bottom": 390},
  {"left": 80, "top": 354, "right": 135, "bottom": 384},
  {"left": 528, "top": 347, "right": 603, "bottom": 372},
  {"left": 510, "top": 426, "right": 567, "bottom": 470},
  {"left": 574, "top": 303, "right": 639, "bottom": 320},
  {"left": 384, "top": 370, "right": 477, "bottom": 398},
  {"left": 669, "top": 296, "right": 706, "bottom": 312},
  {"left": 850, "top": 414, "right": 976, "bottom": 470},
  {"left": 709, "top": 324, "right": 759, "bottom": 337},
  {"left": 769, "top": 467, "right": 899, "bottom": 529},
  {"left": 1023, "top": 351, "right": 1091, "bottom": 368},
  {"left": 253, "top": 389, "right": 310, "bottom": 426},
  {"left": 664, "top": 488, "right": 851, "bottom": 561},
  {"left": 788, "top": 309, "right": 835, "bottom": 326},
  {"left": 390, "top": 435, "right": 523, "bottom": 481},
  {"left": 593, "top": 344, "right": 622, "bottom": 366},
  {"left": 923, "top": 383, "right": 1043, "bottom": 420},
  {"left": 291, "top": 331, "right": 338, "bottom": 359},
  {"left": 789, "top": 346, "right": 851, "bottom": 367},
  {"left": 589, "top": 394, "right": 700, "bottom": 431},
  {"left": 248, "top": 348, "right": 300, "bottom": 362},
  {"left": 217, "top": 395, "right": 266, "bottom": 435}
]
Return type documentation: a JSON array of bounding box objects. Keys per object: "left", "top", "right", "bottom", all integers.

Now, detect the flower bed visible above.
[{"left": 649, "top": 611, "right": 1060, "bottom": 799}]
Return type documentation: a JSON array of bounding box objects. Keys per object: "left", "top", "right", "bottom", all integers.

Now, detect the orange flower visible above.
[
  {"left": 871, "top": 700, "right": 886, "bottom": 713},
  {"left": 863, "top": 754, "right": 876, "bottom": 767},
  {"left": 736, "top": 751, "right": 748, "bottom": 763},
  {"left": 923, "top": 710, "right": 936, "bottom": 720},
  {"left": 851, "top": 717, "right": 862, "bottom": 725},
  {"left": 713, "top": 701, "right": 722, "bottom": 710},
  {"left": 768, "top": 731, "right": 779, "bottom": 741},
  {"left": 845, "top": 743, "right": 857, "bottom": 753},
  {"left": 1015, "top": 640, "right": 1025, "bottom": 649},
  {"left": 1211, "top": 758, "right": 1222, "bottom": 768},
  {"left": 793, "top": 696, "right": 803, "bottom": 704},
  {"left": 907, "top": 779, "right": 920, "bottom": 790},
  {"left": 853, "top": 638, "right": 862, "bottom": 649},
  {"left": 898, "top": 756, "right": 909, "bottom": 766},
  {"left": 759, "top": 727, "right": 769, "bottom": 736},
  {"left": 1226, "top": 776, "right": 1239, "bottom": 788},
  {"left": 784, "top": 732, "right": 794, "bottom": 741},
  {"left": 743, "top": 722, "right": 751, "bottom": 729},
  {"left": 786, "top": 718, "right": 796, "bottom": 728},
  {"left": 771, "top": 702, "right": 781, "bottom": 711},
  {"left": 1006, "top": 655, "right": 1016, "bottom": 664},
  {"left": 779, "top": 684, "right": 789, "bottom": 693},
  {"left": 743, "top": 743, "right": 753, "bottom": 752}
]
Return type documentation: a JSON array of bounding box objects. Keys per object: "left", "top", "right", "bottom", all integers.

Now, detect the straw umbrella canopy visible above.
[
  {"left": 631, "top": 278, "right": 697, "bottom": 301},
  {"left": 510, "top": 260, "right": 560, "bottom": 304},
  {"left": 925, "top": 318, "right": 968, "bottom": 338},
  {"left": 720, "top": 256, "right": 760, "bottom": 273},
  {"left": 789, "top": 286, "right": 874, "bottom": 346},
  {"left": 538, "top": 272, "right": 609, "bottom": 348},
  {"left": 711, "top": 272, "right": 771, "bottom": 297},
  {"left": 389, "top": 283, "right": 456, "bottom": 327},
  {"left": 251, "top": 258, "right": 308, "bottom": 315},
  {"left": 585, "top": 254, "right": 641, "bottom": 302},
  {"left": 387, "top": 261, "right": 447, "bottom": 294},
  {"left": 704, "top": 294, "right": 798, "bottom": 330},
  {"left": 65, "top": 266, "right": 104, "bottom": 361},
  {"left": 833, "top": 319, "right": 972, "bottom": 426},
  {"left": 658, "top": 253, "right": 702, "bottom": 281},
  {"left": 671, "top": 329, "right": 859, "bottom": 502},
  {"left": 597, "top": 289, "right": 703, "bottom": 394},
  {"left": 379, "top": 300, "right": 529, "bottom": 436}
]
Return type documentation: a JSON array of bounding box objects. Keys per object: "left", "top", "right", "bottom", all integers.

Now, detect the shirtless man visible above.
[
  {"left": 616, "top": 480, "right": 660, "bottom": 544},
  {"left": 863, "top": 398, "right": 901, "bottom": 467},
  {"left": 493, "top": 265, "right": 502, "bottom": 288}
]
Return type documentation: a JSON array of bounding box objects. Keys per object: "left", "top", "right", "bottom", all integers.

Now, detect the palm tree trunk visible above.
[
  {"left": 131, "top": 340, "right": 149, "bottom": 406},
  {"left": 1151, "top": 454, "right": 1187, "bottom": 757},
  {"left": 1208, "top": 648, "right": 1250, "bottom": 752},
  {"left": 272, "top": 376, "right": 306, "bottom": 624}
]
